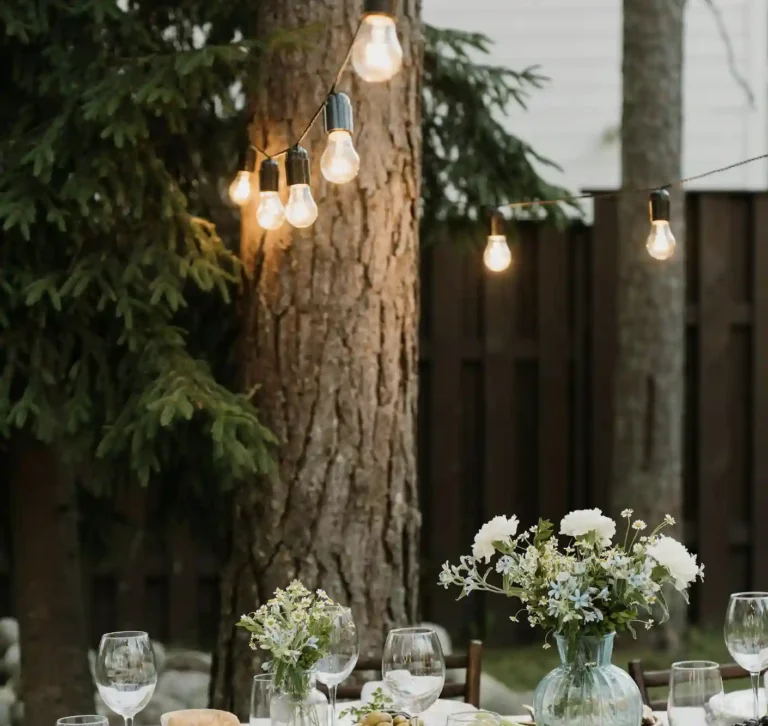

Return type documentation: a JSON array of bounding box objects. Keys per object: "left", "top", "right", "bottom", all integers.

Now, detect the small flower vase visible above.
[
  {"left": 270, "top": 669, "right": 328, "bottom": 726},
  {"left": 533, "top": 633, "right": 643, "bottom": 726}
]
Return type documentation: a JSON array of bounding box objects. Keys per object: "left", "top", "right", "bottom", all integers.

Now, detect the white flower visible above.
[
  {"left": 621, "top": 509, "right": 633, "bottom": 518},
  {"left": 472, "top": 515, "right": 519, "bottom": 562},
  {"left": 560, "top": 508, "right": 616, "bottom": 545},
  {"left": 664, "top": 514, "right": 676, "bottom": 526},
  {"left": 646, "top": 535, "right": 699, "bottom": 591},
  {"left": 632, "top": 520, "right": 647, "bottom": 531}
]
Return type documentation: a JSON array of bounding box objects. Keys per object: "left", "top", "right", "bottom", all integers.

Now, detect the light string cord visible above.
[
  {"left": 501, "top": 152, "right": 768, "bottom": 212},
  {"left": 249, "top": 18, "right": 365, "bottom": 162}
]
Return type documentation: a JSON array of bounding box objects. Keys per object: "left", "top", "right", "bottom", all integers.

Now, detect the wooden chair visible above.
[
  {"left": 335, "top": 640, "right": 483, "bottom": 707},
  {"left": 628, "top": 660, "right": 756, "bottom": 711}
]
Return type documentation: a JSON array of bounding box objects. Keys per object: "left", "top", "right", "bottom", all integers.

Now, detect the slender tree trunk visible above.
[
  {"left": 211, "top": 0, "right": 423, "bottom": 716},
  {"left": 614, "top": 0, "right": 686, "bottom": 649},
  {"left": 10, "top": 437, "right": 93, "bottom": 724}
]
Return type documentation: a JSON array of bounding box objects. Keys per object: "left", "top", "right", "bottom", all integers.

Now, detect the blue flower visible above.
[
  {"left": 629, "top": 573, "right": 648, "bottom": 588},
  {"left": 496, "top": 555, "right": 515, "bottom": 575},
  {"left": 596, "top": 587, "right": 609, "bottom": 600},
  {"left": 569, "top": 589, "right": 591, "bottom": 610},
  {"left": 584, "top": 608, "right": 604, "bottom": 623}
]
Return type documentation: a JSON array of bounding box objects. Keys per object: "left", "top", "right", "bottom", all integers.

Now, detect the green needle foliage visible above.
[
  {"left": 0, "top": 0, "right": 284, "bottom": 490},
  {"left": 422, "top": 25, "right": 579, "bottom": 242}
]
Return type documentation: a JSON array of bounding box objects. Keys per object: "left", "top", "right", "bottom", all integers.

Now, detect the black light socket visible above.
[
  {"left": 286, "top": 145, "right": 311, "bottom": 186},
  {"left": 363, "top": 0, "right": 396, "bottom": 16},
  {"left": 259, "top": 159, "right": 280, "bottom": 193},
  {"left": 649, "top": 189, "right": 671, "bottom": 222},
  {"left": 488, "top": 209, "right": 505, "bottom": 237},
  {"left": 324, "top": 93, "right": 354, "bottom": 135}
]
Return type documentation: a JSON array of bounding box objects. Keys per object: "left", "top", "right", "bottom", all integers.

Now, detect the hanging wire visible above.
[
  {"left": 249, "top": 19, "right": 364, "bottom": 161},
  {"left": 502, "top": 153, "right": 768, "bottom": 212}
]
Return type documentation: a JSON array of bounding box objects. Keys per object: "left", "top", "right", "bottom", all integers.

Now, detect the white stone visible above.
[
  {"left": 3, "top": 644, "right": 19, "bottom": 681},
  {"left": 156, "top": 670, "right": 210, "bottom": 709},
  {"left": 0, "top": 620, "right": 18, "bottom": 656},
  {"left": 0, "top": 702, "right": 9, "bottom": 726},
  {"left": 163, "top": 650, "right": 212, "bottom": 674},
  {"left": 136, "top": 692, "right": 187, "bottom": 726},
  {"left": 153, "top": 641, "right": 167, "bottom": 674}
]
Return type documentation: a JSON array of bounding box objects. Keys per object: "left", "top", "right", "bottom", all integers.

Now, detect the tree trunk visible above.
[
  {"left": 211, "top": 0, "right": 423, "bottom": 716},
  {"left": 10, "top": 437, "right": 93, "bottom": 724},
  {"left": 614, "top": 0, "right": 686, "bottom": 649}
]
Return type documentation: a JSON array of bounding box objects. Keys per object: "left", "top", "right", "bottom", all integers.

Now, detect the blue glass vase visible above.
[{"left": 533, "top": 633, "right": 643, "bottom": 726}]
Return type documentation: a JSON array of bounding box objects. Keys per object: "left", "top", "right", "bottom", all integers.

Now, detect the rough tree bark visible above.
[
  {"left": 211, "top": 0, "right": 423, "bottom": 716},
  {"left": 10, "top": 437, "right": 93, "bottom": 725},
  {"left": 614, "top": 0, "right": 686, "bottom": 647}
]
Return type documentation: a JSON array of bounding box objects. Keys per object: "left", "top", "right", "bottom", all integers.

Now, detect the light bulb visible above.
[
  {"left": 352, "top": 14, "right": 403, "bottom": 83},
  {"left": 229, "top": 170, "right": 252, "bottom": 206},
  {"left": 321, "top": 130, "right": 361, "bottom": 184},
  {"left": 484, "top": 235, "right": 512, "bottom": 272},
  {"left": 646, "top": 220, "right": 676, "bottom": 260},
  {"left": 285, "top": 184, "right": 318, "bottom": 228},
  {"left": 257, "top": 191, "right": 285, "bottom": 230}
]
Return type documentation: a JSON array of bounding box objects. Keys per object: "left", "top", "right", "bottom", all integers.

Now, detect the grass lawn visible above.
[{"left": 483, "top": 628, "right": 747, "bottom": 698}]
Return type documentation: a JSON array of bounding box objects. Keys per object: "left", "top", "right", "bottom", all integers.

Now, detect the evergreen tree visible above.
[{"left": 0, "top": 1, "right": 277, "bottom": 720}]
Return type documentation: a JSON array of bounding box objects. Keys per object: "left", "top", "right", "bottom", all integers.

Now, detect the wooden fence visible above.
[{"left": 1, "top": 192, "right": 766, "bottom": 648}]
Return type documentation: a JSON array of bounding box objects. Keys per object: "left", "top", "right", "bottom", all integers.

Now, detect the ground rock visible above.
[
  {"left": 163, "top": 650, "right": 212, "bottom": 674},
  {"left": 152, "top": 641, "right": 167, "bottom": 674},
  {"left": 2, "top": 646, "right": 19, "bottom": 682},
  {"left": 157, "top": 670, "right": 210, "bottom": 709},
  {"left": 0, "top": 703, "right": 9, "bottom": 726},
  {"left": 418, "top": 622, "right": 452, "bottom": 656},
  {"left": 0, "top": 621, "right": 18, "bottom": 657}
]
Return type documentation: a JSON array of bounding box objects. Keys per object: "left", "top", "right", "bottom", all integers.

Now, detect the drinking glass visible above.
[
  {"left": 250, "top": 673, "right": 273, "bottom": 726},
  {"left": 382, "top": 627, "right": 445, "bottom": 726},
  {"left": 57, "top": 718, "right": 109, "bottom": 726},
  {"left": 447, "top": 711, "right": 500, "bottom": 726},
  {"left": 667, "top": 661, "right": 724, "bottom": 726},
  {"left": 724, "top": 592, "right": 768, "bottom": 719},
  {"left": 315, "top": 605, "right": 359, "bottom": 726},
  {"left": 95, "top": 630, "right": 157, "bottom": 726}
]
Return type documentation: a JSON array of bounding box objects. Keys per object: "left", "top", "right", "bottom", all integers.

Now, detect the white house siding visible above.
[{"left": 422, "top": 0, "right": 768, "bottom": 199}]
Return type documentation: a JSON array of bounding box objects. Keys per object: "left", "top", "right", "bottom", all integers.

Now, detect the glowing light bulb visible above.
[
  {"left": 352, "top": 14, "right": 403, "bottom": 83},
  {"left": 257, "top": 191, "right": 285, "bottom": 230},
  {"left": 229, "top": 171, "right": 252, "bottom": 206},
  {"left": 285, "top": 184, "right": 318, "bottom": 228},
  {"left": 484, "top": 235, "right": 512, "bottom": 272},
  {"left": 321, "top": 130, "right": 360, "bottom": 184},
  {"left": 646, "top": 220, "right": 676, "bottom": 260}
]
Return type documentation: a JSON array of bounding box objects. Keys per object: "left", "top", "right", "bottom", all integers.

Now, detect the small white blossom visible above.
[
  {"left": 664, "top": 514, "right": 676, "bottom": 526},
  {"left": 621, "top": 509, "right": 633, "bottom": 518},
  {"left": 632, "top": 520, "right": 647, "bottom": 531}
]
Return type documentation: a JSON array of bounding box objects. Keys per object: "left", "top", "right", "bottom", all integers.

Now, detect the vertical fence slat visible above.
[
  {"left": 116, "top": 487, "right": 146, "bottom": 630},
  {"left": 427, "top": 244, "right": 466, "bottom": 635},
  {"left": 590, "top": 198, "right": 619, "bottom": 510},
  {"left": 698, "top": 194, "right": 733, "bottom": 623},
  {"left": 537, "top": 226, "right": 570, "bottom": 522},
  {"left": 168, "top": 525, "right": 198, "bottom": 646},
  {"left": 752, "top": 194, "right": 768, "bottom": 586}
]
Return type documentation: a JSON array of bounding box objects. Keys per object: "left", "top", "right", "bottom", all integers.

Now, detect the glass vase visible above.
[
  {"left": 270, "top": 669, "right": 328, "bottom": 726},
  {"left": 533, "top": 633, "right": 643, "bottom": 726}
]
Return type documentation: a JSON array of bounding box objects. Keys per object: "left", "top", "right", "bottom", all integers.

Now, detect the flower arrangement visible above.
[
  {"left": 439, "top": 508, "right": 704, "bottom": 646},
  {"left": 237, "top": 580, "right": 336, "bottom": 700}
]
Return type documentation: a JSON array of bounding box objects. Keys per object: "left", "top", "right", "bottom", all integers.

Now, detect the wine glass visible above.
[
  {"left": 250, "top": 673, "right": 273, "bottom": 726},
  {"left": 382, "top": 627, "right": 445, "bottom": 726},
  {"left": 95, "top": 631, "right": 157, "bottom": 726},
  {"left": 316, "top": 605, "right": 359, "bottom": 726},
  {"left": 667, "top": 661, "right": 724, "bottom": 726},
  {"left": 447, "top": 712, "right": 500, "bottom": 726},
  {"left": 725, "top": 592, "right": 768, "bottom": 719},
  {"left": 57, "top": 718, "right": 109, "bottom": 726}
]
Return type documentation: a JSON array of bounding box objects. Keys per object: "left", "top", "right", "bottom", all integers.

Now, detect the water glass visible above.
[
  {"left": 667, "top": 661, "right": 724, "bottom": 726},
  {"left": 724, "top": 592, "right": 768, "bottom": 719},
  {"left": 315, "top": 605, "right": 359, "bottom": 726},
  {"left": 382, "top": 627, "right": 445, "bottom": 724},
  {"left": 57, "top": 718, "right": 109, "bottom": 726},
  {"left": 447, "top": 711, "right": 500, "bottom": 726},
  {"left": 95, "top": 630, "right": 157, "bottom": 726},
  {"left": 250, "top": 673, "right": 273, "bottom": 725}
]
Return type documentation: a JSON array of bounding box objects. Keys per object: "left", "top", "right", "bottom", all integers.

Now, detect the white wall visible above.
[{"left": 423, "top": 0, "right": 768, "bottom": 198}]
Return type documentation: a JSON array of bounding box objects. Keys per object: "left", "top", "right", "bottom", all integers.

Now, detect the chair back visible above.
[
  {"left": 335, "top": 640, "right": 483, "bottom": 708},
  {"left": 161, "top": 709, "right": 240, "bottom": 726},
  {"left": 628, "top": 660, "right": 755, "bottom": 711}
]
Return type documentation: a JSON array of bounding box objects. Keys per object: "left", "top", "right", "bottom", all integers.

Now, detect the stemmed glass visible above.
[
  {"left": 382, "top": 627, "right": 445, "bottom": 726},
  {"left": 57, "top": 718, "right": 109, "bottom": 726},
  {"left": 724, "top": 592, "right": 768, "bottom": 719},
  {"left": 667, "top": 661, "right": 724, "bottom": 726},
  {"left": 95, "top": 631, "right": 157, "bottom": 726},
  {"left": 316, "top": 605, "right": 359, "bottom": 726}
]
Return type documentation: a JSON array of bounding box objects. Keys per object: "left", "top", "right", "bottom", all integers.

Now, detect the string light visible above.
[
  {"left": 256, "top": 159, "right": 285, "bottom": 230},
  {"left": 321, "top": 93, "right": 360, "bottom": 184},
  {"left": 229, "top": 148, "right": 255, "bottom": 206},
  {"left": 646, "top": 189, "right": 675, "bottom": 260},
  {"left": 484, "top": 210, "right": 512, "bottom": 272},
  {"left": 285, "top": 146, "right": 318, "bottom": 228},
  {"left": 352, "top": 0, "right": 403, "bottom": 83}
]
